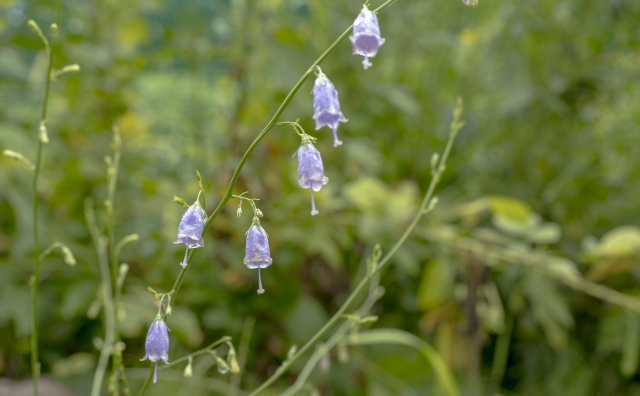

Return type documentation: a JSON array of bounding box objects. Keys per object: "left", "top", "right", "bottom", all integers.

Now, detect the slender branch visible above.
[
  {"left": 30, "top": 2, "right": 61, "bottom": 395},
  {"left": 139, "top": 0, "right": 405, "bottom": 392},
  {"left": 165, "top": 0, "right": 400, "bottom": 306},
  {"left": 86, "top": 201, "right": 117, "bottom": 396},
  {"left": 161, "top": 336, "right": 232, "bottom": 370},
  {"left": 247, "top": 100, "right": 462, "bottom": 396}
]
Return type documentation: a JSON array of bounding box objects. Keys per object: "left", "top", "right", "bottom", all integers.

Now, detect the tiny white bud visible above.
[{"left": 38, "top": 122, "right": 49, "bottom": 144}]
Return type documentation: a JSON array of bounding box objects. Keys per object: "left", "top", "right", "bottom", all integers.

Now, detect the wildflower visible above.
[
  {"left": 297, "top": 140, "right": 329, "bottom": 216},
  {"left": 350, "top": 5, "right": 385, "bottom": 69},
  {"left": 141, "top": 317, "right": 170, "bottom": 384},
  {"left": 174, "top": 202, "right": 206, "bottom": 268},
  {"left": 313, "top": 71, "right": 348, "bottom": 147},
  {"left": 243, "top": 219, "right": 273, "bottom": 294}
]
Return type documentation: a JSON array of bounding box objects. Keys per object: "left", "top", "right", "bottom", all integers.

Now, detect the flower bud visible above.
[
  {"left": 350, "top": 5, "right": 386, "bottom": 69},
  {"left": 141, "top": 318, "right": 170, "bottom": 384},
  {"left": 184, "top": 356, "right": 193, "bottom": 378},
  {"left": 38, "top": 121, "right": 49, "bottom": 144},
  {"left": 313, "top": 72, "right": 348, "bottom": 147}
]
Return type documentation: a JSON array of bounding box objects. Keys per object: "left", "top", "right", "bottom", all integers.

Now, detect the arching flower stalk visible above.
[{"left": 350, "top": 4, "right": 385, "bottom": 69}]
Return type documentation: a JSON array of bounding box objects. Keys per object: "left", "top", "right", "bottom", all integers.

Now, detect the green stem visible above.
[
  {"left": 247, "top": 100, "right": 462, "bottom": 396},
  {"left": 139, "top": 0, "right": 404, "bottom": 392},
  {"left": 86, "top": 202, "right": 117, "bottom": 396},
  {"left": 31, "top": 2, "right": 61, "bottom": 395},
  {"left": 107, "top": 129, "right": 123, "bottom": 396}
]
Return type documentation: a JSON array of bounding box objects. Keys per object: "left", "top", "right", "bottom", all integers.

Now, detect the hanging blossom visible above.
[
  {"left": 243, "top": 218, "right": 273, "bottom": 294},
  {"left": 350, "top": 5, "right": 385, "bottom": 70},
  {"left": 313, "top": 69, "right": 348, "bottom": 147},
  {"left": 174, "top": 201, "right": 206, "bottom": 268},
  {"left": 297, "top": 136, "right": 329, "bottom": 216},
  {"left": 141, "top": 317, "right": 170, "bottom": 384}
]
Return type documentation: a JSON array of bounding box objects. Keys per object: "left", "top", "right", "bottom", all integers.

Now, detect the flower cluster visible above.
[{"left": 142, "top": 3, "right": 388, "bottom": 384}]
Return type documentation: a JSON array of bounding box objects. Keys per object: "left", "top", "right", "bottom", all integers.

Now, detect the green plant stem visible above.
[
  {"left": 30, "top": 2, "right": 61, "bottom": 395},
  {"left": 86, "top": 202, "right": 117, "bottom": 396},
  {"left": 107, "top": 129, "right": 123, "bottom": 396},
  {"left": 139, "top": 0, "right": 403, "bottom": 392},
  {"left": 161, "top": 336, "right": 232, "bottom": 370},
  {"left": 247, "top": 100, "right": 462, "bottom": 396},
  {"left": 165, "top": 0, "right": 399, "bottom": 307}
]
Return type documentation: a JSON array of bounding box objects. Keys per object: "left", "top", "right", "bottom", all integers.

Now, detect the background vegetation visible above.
[{"left": 2, "top": 0, "right": 640, "bottom": 394}]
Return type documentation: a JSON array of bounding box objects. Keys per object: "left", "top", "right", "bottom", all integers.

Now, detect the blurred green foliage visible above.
[{"left": 1, "top": 0, "right": 640, "bottom": 395}]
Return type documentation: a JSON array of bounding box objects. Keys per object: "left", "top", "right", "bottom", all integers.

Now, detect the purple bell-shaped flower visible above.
[
  {"left": 297, "top": 140, "right": 329, "bottom": 216},
  {"left": 313, "top": 71, "right": 348, "bottom": 147},
  {"left": 174, "top": 202, "right": 206, "bottom": 268},
  {"left": 141, "top": 317, "right": 170, "bottom": 384},
  {"left": 243, "top": 219, "right": 273, "bottom": 295},
  {"left": 350, "top": 5, "right": 385, "bottom": 70}
]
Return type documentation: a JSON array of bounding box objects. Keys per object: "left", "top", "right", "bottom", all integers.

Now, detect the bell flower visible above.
[
  {"left": 313, "top": 71, "right": 348, "bottom": 147},
  {"left": 243, "top": 219, "right": 273, "bottom": 294},
  {"left": 350, "top": 5, "right": 385, "bottom": 69},
  {"left": 174, "top": 202, "right": 206, "bottom": 268},
  {"left": 297, "top": 141, "right": 329, "bottom": 216},
  {"left": 141, "top": 317, "right": 170, "bottom": 384}
]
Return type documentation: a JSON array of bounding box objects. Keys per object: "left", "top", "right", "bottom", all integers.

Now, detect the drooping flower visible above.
[
  {"left": 350, "top": 5, "right": 385, "bottom": 70},
  {"left": 174, "top": 202, "right": 206, "bottom": 268},
  {"left": 243, "top": 220, "right": 273, "bottom": 294},
  {"left": 297, "top": 140, "right": 329, "bottom": 216},
  {"left": 141, "top": 317, "right": 170, "bottom": 384},
  {"left": 313, "top": 71, "right": 348, "bottom": 147}
]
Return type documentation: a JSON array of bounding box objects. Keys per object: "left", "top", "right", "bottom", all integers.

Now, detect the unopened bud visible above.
[
  {"left": 39, "top": 121, "right": 49, "bottom": 144},
  {"left": 173, "top": 196, "right": 189, "bottom": 207},
  {"left": 3, "top": 150, "right": 34, "bottom": 171},
  {"left": 255, "top": 208, "right": 264, "bottom": 218},
  {"left": 215, "top": 355, "right": 230, "bottom": 374},
  {"left": 119, "top": 263, "right": 130, "bottom": 276},
  {"left": 61, "top": 245, "right": 76, "bottom": 266},
  {"left": 28, "top": 20, "right": 43, "bottom": 37},
  {"left": 184, "top": 356, "right": 193, "bottom": 378},
  {"left": 428, "top": 196, "right": 439, "bottom": 211},
  {"left": 50, "top": 23, "right": 58, "bottom": 34},
  {"left": 287, "top": 344, "right": 298, "bottom": 360},
  {"left": 431, "top": 153, "right": 439, "bottom": 171},
  {"left": 236, "top": 207, "right": 243, "bottom": 218}
]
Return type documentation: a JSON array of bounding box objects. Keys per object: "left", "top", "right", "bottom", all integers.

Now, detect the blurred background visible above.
[{"left": 2, "top": 0, "right": 640, "bottom": 395}]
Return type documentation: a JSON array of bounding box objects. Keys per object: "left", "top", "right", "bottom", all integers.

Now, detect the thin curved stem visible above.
[
  {"left": 139, "top": 0, "right": 403, "bottom": 392},
  {"left": 165, "top": 0, "right": 400, "bottom": 305},
  {"left": 247, "top": 102, "right": 461, "bottom": 395},
  {"left": 31, "top": 2, "right": 61, "bottom": 395}
]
